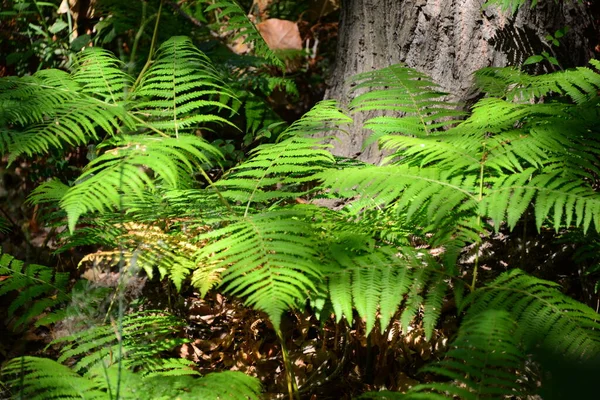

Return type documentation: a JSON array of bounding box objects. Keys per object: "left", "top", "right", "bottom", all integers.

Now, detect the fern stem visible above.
[
  {"left": 129, "top": 113, "right": 169, "bottom": 137},
  {"left": 197, "top": 169, "right": 234, "bottom": 214},
  {"left": 130, "top": 0, "right": 163, "bottom": 94},
  {"left": 129, "top": 2, "right": 153, "bottom": 72},
  {"left": 471, "top": 148, "right": 486, "bottom": 292},
  {"left": 276, "top": 328, "right": 300, "bottom": 400}
]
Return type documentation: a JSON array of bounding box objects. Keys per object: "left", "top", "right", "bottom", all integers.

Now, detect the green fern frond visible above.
[
  {"left": 39, "top": 134, "right": 222, "bottom": 232},
  {"left": 132, "top": 36, "right": 236, "bottom": 135},
  {"left": 407, "top": 310, "right": 526, "bottom": 400},
  {"left": 483, "top": 0, "right": 536, "bottom": 15},
  {"left": 2, "top": 356, "right": 107, "bottom": 400},
  {"left": 217, "top": 101, "right": 349, "bottom": 207},
  {"left": 197, "top": 207, "right": 323, "bottom": 329},
  {"left": 1, "top": 67, "right": 134, "bottom": 162},
  {"left": 482, "top": 170, "right": 600, "bottom": 232},
  {"left": 348, "top": 64, "right": 465, "bottom": 146},
  {"left": 2, "top": 356, "right": 262, "bottom": 400},
  {"left": 321, "top": 164, "right": 478, "bottom": 224},
  {"left": 204, "top": 0, "right": 284, "bottom": 68},
  {"left": 0, "top": 251, "right": 70, "bottom": 329},
  {"left": 54, "top": 311, "right": 188, "bottom": 372},
  {"left": 0, "top": 70, "right": 78, "bottom": 126},
  {"left": 476, "top": 59, "right": 600, "bottom": 103},
  {"left": 464, "top": 269, "right": 600, "bottom": 359},
  {"left": 326, "top": 245, "right": 425, "bottom": 336},
  {"left": 72, "top": 47, "right": 133, "bottom": 102}
]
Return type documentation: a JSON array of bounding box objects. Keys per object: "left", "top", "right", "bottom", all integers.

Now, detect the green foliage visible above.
[
  {"left": 0, "top": 250, "right": 70, "bottom": 329},
  {"left": 204, "top": 0, "right": 284, "bottom": 68},
  {"left": 2, "top": 313, "right": 262, "bottom": 399},
  {"left": 476, "top": 59, "right": 600, "bottom": 103},
  {"left": 463, "top": 269, "right": 600, "bottom": 359},
  {"left": 3, "top": 5, "right": 600, "bottom": 395}
]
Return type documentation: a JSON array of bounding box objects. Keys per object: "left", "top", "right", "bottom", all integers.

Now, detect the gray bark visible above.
[{"left": 325, "top": 0, "right": 595, "bottom": 163}]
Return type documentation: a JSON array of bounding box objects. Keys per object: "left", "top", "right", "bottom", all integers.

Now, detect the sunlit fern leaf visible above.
[
  {"left": 132, "top": 36, "right": 236, "bottom": 135},
  {"left": 348, "top": 64, "right": 465, "bottom": 146},
  {"left": 482, "top": 170, "right": 600, "bottom": 232},
  {"left": 320, "top": 164, "right": 478, "bottom": 225},
  {"left": 475, "top": 59, "right": 600, "bottom": 103},
  {"left": 54, "top": 311, "right": 188, "bottom": 373},
  {"left": 464, "top": 269, "right": 600, "bottom": 359},
  {"left": 1, "top": 68, "right": 134, "bottom": 162},
  {"left": 2, "top": 356, "right": 261, "bottom": 400},
  {"left": 197, "top": 207, "right": 323, "bottom": 329},
  {"left": 8, "top": 97, "right": 132, "bottom": 163},
  {"left": 0, "top": 251, "right": 70, "bottom": 329},
  {"left": 422, "top": 274, "right": 448, "bottom": 341},
  {"left": 117, "top": 370, "right": 262, "bottom": 400},
  {"left": 181, "top": 371, "right": 262, "bottom": 400},
  {"left": 216, "top": 100, "right": 349, "bottom": 207},
  {"left": 204, "top": 0, "right": 284, "bottom": 68},
  {"left": 72, "top": 47, "right": 133, "bottom": 102},
  {"left": 407, "top": 310, "right": 526, "bottom": 400},
  {"left": 378, "top": 131, "right": 481, "bottom": 172},
  {"left": 0, "top": 70, "right": 79, "bottom": 126},
  {"left": 28, "top": 179, "right": 69, "bottom": 205},
  {"left": 44, "top": 134, "right": 222, "bottom": 232},
  {"left": 2, "top": 356, "right": 107, "bottom": 400},
  {"left": 326, "top": 245, "right": 421, "bottom": 335},
  {"left": 483, "top": 0, "right": 536, "bottom": 14}
]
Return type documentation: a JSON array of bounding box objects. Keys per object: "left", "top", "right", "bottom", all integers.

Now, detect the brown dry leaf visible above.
[{"left": 257, "top": 19, "right": 302, "bottom": 51}]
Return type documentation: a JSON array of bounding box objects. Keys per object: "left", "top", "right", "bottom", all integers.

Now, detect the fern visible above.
[
  {"left": 463, "top": 269, "right": 600, "bottom": 359},
  {"left": 216, "top": 100, "right": 349, "bottom": 208},
  {"left": 0, "top": 250, "right": 71, "bottom": 329},
  {"left": 483, "top": 0, "right": 538, "bottom": 15},
  {"left": 2, "top": 356, "right": 107, "bottom": 400},
  {"left": 51, "top": 311, "right": 187, "bottom": 373},
  {"left": 348, "top": 64, "right": 465, "bottom": 147},
  {"left": 2, "top": 355, "right": 262, "bottom": 400},
  {"left": 131, "top": 36, "right": 236, "bottom": 134},
  {"left": 475, "top": 59, "right": 600, "bottom": 103},
  {"left": 204, "top": 0, "right": 284, "bottom": 68},
  {"left": 409, "top": 310, "right": 526, "bottom": 400},
  {"left": 322, "top": 61, "right": 600, "bottom": 251},
  {"left": 196, "top": 207, "right": 323, "bottom": 329}
]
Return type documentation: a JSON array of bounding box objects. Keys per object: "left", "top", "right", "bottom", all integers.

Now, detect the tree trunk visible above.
[{"left": 326, "top": 0, "right": 596, "bottom": 163}]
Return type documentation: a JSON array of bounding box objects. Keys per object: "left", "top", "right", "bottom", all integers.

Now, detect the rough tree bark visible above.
[{"left": 325, "top": 0, "right": 596, "bottom": 163}]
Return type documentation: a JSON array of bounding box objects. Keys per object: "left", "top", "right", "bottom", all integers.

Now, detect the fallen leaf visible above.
[{"left": 257, "top": 19, "right": 302, "bottom": 51}]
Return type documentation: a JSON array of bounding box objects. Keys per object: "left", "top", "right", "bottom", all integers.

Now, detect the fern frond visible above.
[
  {"left": 204, "top": 0, "right": 284, "bottom": 68},
  {"left": 482, "top": 170, "right": 600, "bottom": 232},
  {"left": 54, "top": 311, "right": 188, "bottom": 373},
  {"left": 483, "top": 0, "right": 535, "bottom": 15},
  {"left": 72, "top": 47, "right": 133, "bottom": 102},
  {"left": 2, "top": 357, "right": 262, "bottom": 400},
  {"left": 348, "top": 64, "right": 464, "bottom": 146},
  {"left": 41, "top": 134, "right": 222, "bottom": 232},
  {"left": 197, "top": 207, "right": 323, "bottom": 329},
  {"left": 2, "top": 356, "right": 106, "bottom": 400},
  {"left": 217, "top": 101, "right": 348, "bottom": 207},
  {"left": 326, "top": 245, "right": 429, "bottom": 336},
  {"left": 132, "top": 36, "right": 236, "bottom": 135},
  {"left": 321, "top": 164, "right": 478, "bottom": 224},
  {"left": 464, "top": 269, "right": 600, "bottom": 359},
  {"left": 115, "top": 370, "right": 262, "bottom": 400},
  {"left": 475, "top": 59, "right": 600, "bottom": 103},
  {"left": 408, "top": 310, "right": 526, "bottom": 400},
  {"left": 1, "top": 67, "right": 134, "bottom": 162},
  {"left": 0, "top": 251, "right": 70, "bottom": 329}
]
